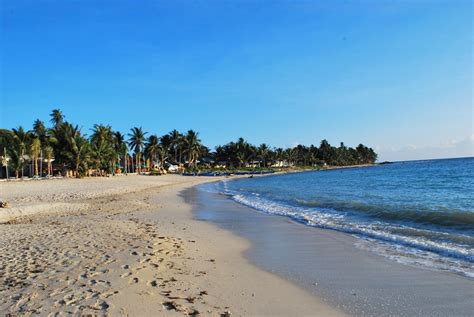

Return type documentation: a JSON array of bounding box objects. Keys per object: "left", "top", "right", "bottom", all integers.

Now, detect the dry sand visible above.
[{"left": 0, "top": 175, "right": 343, "bottom": 316}]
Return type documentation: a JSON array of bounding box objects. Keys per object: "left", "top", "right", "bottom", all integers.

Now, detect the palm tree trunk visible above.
[
  {"left": 123, "top": 155, "right": 126, "bottom": 174},
  {"left": 137, "top": 153, "right": 141, "bottom": 173},
  {"left": 34, "top": 157, "right": 38, "bottom": 176},
  {"left": 20, "top": 149, "right": 24, "bottom": 178}
]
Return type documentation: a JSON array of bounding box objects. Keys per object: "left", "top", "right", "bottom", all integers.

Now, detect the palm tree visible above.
[
  {"left": 50, "top": 109, "right": 64, "bottom": 128},
  {"left": 113, "top": 131, "right": 128, "bottom": 174},
  {"left": 236, "top": 137, "right": 248, "bottom": 168},
  {"left": 318, "top": 139, "right": 333, "bottom": 164},
  {"left": 65, "top": 135, "right": 90, "bottom": 177},
  {"left": 30, "top": 138, "right": 41, "bottom": 176},
  {"left": 295, "top": 145, "right": 308, "bottom": 166},
  {"left": 168, "top": 129, "right": 183, "bottom": 164},
  {"left": 236, "top": 150, "right": 247, "bottom": 168},
  {"left": 184, "top": 130, "right": 201, "bottom": 168},
  {"left": 91, "top": 124, "right": 115, "bottom": 174},
  {"left": 56, "top": 122, "right": 82, "bottom": 175},
  {"left": 45, "top": 121, "right": 79, "bottom": 175},
  {"left": 178, "top": 135, "right": 186, "bottom": 164},
  {"left": 285, "top": 147, "right": 297, "bottom": 167},
  {"left": 33, "top": 119, "right": 47, "bottom": 145},
  {"left": 12, "top": 126, "right": 29, "bottom": 154},
  {"left": 275, "top": 147, "right": 284, "bottom": 166},
  {"left": 258, "top": 143, "right": 270, "bottom": 167},
  {"left": 9, "top": 150, "right": 23, "bottom": 178},
  {"left": 91, "top": 124, "right": 113, "bottom": 146},
  {"left": 128, "top": 127, "right": 147, "bottom": 173},
  {"left": 12, "top": 126, "right": 31, "bottom": 178},
  {"left": 157, "top": 144, "right": 167, "bottom": 168},
  {"left": 43, "top": 145, "right": 54, "bottom": 176},
  {"left": 90, "top": 142, "right": 113, "bottom": 176},
  {"left": 145, "top": 135, "right": 160, "bottom": 167}
]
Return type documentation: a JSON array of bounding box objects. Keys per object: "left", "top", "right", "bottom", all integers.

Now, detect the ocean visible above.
[{"left": 205, "top": 157, "right": 474, "bottom": 278}]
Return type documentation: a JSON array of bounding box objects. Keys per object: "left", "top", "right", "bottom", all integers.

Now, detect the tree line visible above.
[
  {"left": 215, "top": 138, "right": 377, "bottom": 169},
  {"left": 0, "top": 109, "right": 377, "bottom": 178}
]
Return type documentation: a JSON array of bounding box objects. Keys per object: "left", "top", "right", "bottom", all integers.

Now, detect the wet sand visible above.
[
  {"left": 191, "top": 185, "right": 474, "bottom": 316},
  {"left": 0, "top": 175, "right": 343, "bottom": 316}
]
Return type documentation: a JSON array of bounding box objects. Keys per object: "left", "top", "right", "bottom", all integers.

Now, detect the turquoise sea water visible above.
[{"left": 208, "top": 158, "right": 474, "bottom": 278}]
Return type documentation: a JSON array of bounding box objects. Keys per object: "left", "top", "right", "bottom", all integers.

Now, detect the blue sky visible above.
[{"left": 1, "top": 0, "right": 472, "bottom": 161}]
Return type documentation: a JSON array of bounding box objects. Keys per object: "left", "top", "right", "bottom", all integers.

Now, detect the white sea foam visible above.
[
  {"left": 354, "top": 238, "right": 474, "bottom": 279},
  {"left": 225, "top": 188, "right": 474, "bottom": 279}
]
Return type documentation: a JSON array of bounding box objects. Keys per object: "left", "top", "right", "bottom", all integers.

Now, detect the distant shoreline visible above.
[{"left": 0, "top": 163, "right": 376, "bottom": 182}]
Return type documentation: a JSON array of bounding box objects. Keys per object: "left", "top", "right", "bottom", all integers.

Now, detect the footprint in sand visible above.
[
  {"left": 147, "top": 280, "right": 158, "bottom": 287},
  {"left": 101, "top": 290, "right": 119, "bottom": 298},
  {"left": 88, "top": 299, "right": 109, "bottom": 311},
  {"left": 128, "top": 277, "right": 139, "bottom": 284}
]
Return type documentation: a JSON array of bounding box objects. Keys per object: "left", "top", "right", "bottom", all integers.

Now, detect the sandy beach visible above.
[
  {"left": 2, "top": 0, "right": 471, "bottom": 315},
  {"left": 0, "top": 175, "right": 343, "bottom": 316}
]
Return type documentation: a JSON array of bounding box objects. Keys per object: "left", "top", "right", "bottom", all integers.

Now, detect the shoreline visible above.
[
  {"left": 191, "top": 182, "right": 474, "bottom": 316},
  {"left": 0, "top": 174, "right": 344, "bottom": 315}
]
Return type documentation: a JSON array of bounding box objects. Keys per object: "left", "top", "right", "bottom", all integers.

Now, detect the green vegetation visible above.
[
  {"left": 0, "top": 109, "right": 377, "bottom": 178},
  {"left": 215, "top": 138, "right": 377, "bottom": 168}
]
